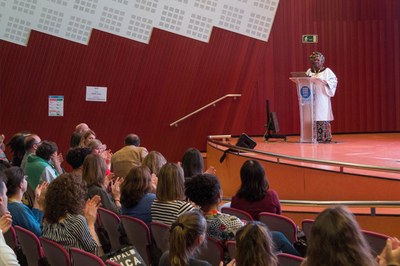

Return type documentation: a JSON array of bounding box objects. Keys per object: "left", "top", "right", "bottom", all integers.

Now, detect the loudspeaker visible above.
[
  {"left": 236, "top": 133, "right": 257, "bottom": 149},
  {"left": 220, "top": 133, "right": 256, "bottom": 163},
  {"left": 269, "top": 112, "right": 280, "bottom": 133}
]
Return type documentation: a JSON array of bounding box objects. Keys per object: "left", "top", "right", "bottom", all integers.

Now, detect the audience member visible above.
[
  {"left": 111, "top": 134, "right": 148, "bottom": 178},
  {"left": 66, "top": 147, "right": 91, "bottom": 179},
  {"left": 151, "top": 163, "right": 194, "bottom": 225},
  {"left": 82, "top": 154, "right": 122, "bottom": 214},
  {"left": 185, "top": 174, "right": 299, "bottom": 256},
  {"left": 42, "top": 173, "right": 102, "bottom": 254},
  {"left": 0, "top": 176, "right": 21, "bottom": 265},
  {"left": 142, "top": 150, "right": 167, "bottom": 192},
  {"left": 111, "top": 134, "right": 149, "bottom": 177},
  {"left": 301, "top": 205, "right": 377, "bottom": 266},
  {"left": 159, "top": 210, "right": 210, "bottom": 266},
  {"left": 7, "top": 132, "right": 29, "bottom": 166},
  {"left": 143, "top": 150, "right": 167, "bottom": 176},
  {"left": 120, "top": 166, "right": 156, "bottom": 226},
  {"left": 378, "top": 237, "right": 400, "bottom": 266},
  {"left": 70, "top": 123, "right": 90, "bottom": 148},
  {"left": 79, "top": 129, "right": 96, "bottom": 148},
  {"left": 225, "top": 222, "right": 278, "bottom": 266},
  {"left": 4, "top": 167, "right": 47, "bottom": 236},
  {"left": 231, "top": 160, "right": 281, "bottom": 220},
  {"left": 0, "top": 133, "right": 9, "bottom": 162},
  {"left": 24, "top": 141, "right": 62, "bottom": 192},
  {"left": 88, "top": 139, "right": 112, "bottom": 174},
  {"left": 20, "top": 134, "right": 42, "bottom": 205},
  {"left": 0, "top": 160, "right": 11, "bottom": 172},
  {"left": 181, "top": 148, "right": 215, "bottom": 181},
  {"left": 185, "top": 174, "right": 243, "bottom": 244},
  {"left": 20, "top": 134, "right": 41, "bottom": 170}
]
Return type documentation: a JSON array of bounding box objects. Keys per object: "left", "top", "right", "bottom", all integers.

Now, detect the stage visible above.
[
  {"left": 207, "top": 133, "right": 400, "bottom": 201},
  {"left": 207, "top": 133, "right": 400, "bottom": 236}
]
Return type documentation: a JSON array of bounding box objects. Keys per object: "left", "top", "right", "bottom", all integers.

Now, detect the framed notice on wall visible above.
[
  {"left": 86, "top": 86, "right": 107, "bottom": 102},
  {"left": 48, "top": 95, "right": 64, "bottom": 116}
]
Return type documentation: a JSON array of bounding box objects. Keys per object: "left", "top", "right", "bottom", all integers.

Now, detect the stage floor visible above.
[{"left": 250, "top": 133, "right": 400, "bottom": 179}]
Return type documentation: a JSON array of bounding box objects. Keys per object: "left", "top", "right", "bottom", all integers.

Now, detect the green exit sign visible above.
[{"left": 302, "top": 35, "right": 318, "bottom": 43}]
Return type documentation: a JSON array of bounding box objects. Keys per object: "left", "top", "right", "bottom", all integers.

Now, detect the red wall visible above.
[{"left": 1, "top": 0, "right": 399, "bottom": 161}]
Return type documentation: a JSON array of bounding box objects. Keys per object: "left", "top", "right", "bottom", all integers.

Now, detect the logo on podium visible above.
[{"left": 300, "top": 86, "right": 311, "bottom": 100}]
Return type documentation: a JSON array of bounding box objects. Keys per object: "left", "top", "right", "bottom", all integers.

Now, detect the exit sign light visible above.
[{"left": 302, "top": 35, "right": 318, "bottom": 43}]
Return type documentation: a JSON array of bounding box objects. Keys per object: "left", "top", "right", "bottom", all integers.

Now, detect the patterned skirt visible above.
[{"left": 316, "top": 121, "right": 332, "bottom": 142}]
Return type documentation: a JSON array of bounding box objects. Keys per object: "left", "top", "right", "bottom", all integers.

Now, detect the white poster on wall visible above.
[
  {"left": 86, "top": 86, "right": 107, "bottom": 102},
  {"left": 48, "top": 95, "right": 64, "bottom": 117}
]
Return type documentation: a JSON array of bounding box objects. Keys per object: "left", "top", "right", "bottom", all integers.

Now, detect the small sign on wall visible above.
[
  {"left": 302, "top": 34, "right": 318, "bottom": 43},
  {"left": 86, "top": 86, "right": 107, "bottom": 102},
  {"left": 48, "top": 95, "right": 64, "bottom": 116}
]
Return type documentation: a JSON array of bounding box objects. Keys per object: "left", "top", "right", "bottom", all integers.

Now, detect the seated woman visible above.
[
  {"left": 88, "top": 139, "right": 112, "bottom": 175},
  {"left": 185, "top": 174, "right": 299, "bottom": 256},
  {"left": 181, "top": 148, "right": 216, "bottom": 181},
  {"left": 82, "top": 154, "right": 122, "bottom": 214},
  {"left": 159, "top": 211, "right": 210, "bottom": 266},
  {"left": 185, "top": 174, "right": 244, "bottom": 245},
  {"left": 231, "top": 160, "right": 281, "bottom": 220},
  {"left": 142, "top": 150, "right": 167, "bottom": 193},
  {"left": 151, "top": 163, "right": 194, "bottom": 225},
  {"left": 120, "top": 166, "right": 156, "bottom": 226},
  {"left": 66, "top": 147, "right": 91, "bottom": 180},
  {"left": 302, "top": 205, "right": 377, "bottom": 266},
  {"left": 4, "top": 167, "right": 46, "bottom": 237},
  {"left": 79, "top": 129, "right": 96, "bottom": 148},
  {"left": 42, "top": 173, "right": 102, "bottom": 254},
  {"left": 227, "top": 222, "right": 278, "bottom": 266}
]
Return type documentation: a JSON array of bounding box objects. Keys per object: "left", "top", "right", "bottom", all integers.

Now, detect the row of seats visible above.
[
  {"left": 98, "top": 206, "right": 224, "bottom": 265},
  {"left": 222, "top": 207, "right": 390, "bottom": 257},
  {"left": 4, "top": 225, "right": 120, "bottom": 266}
]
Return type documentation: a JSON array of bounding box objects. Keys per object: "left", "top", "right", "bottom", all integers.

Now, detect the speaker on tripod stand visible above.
[{"left": 264, "top": 100, "right": 286, "bottom": 142}]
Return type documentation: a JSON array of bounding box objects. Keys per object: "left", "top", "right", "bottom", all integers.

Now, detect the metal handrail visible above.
[
  {"left": 220, "top": 198, "right": 400, "bottom": 207},
  {"left": 170, "top": 94, "right": 241, "bottom": 127},
  {"left": 207, "top": 136, "right": 400, "bottom": 174},
  {"left": 280, "top": 200, "right": 400, "bottom": 207}
]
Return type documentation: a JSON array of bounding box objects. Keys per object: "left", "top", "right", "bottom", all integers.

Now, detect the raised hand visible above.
[{"left": 0, "top": 211, "right": 12, "bottom": 233}]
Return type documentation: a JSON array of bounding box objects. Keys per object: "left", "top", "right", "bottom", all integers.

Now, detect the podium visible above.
[{"left": 290, "top": 77, "right": 317, "bottom": 143}]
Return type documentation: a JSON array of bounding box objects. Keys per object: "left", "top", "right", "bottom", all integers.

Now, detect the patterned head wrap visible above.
[{"left": 309, "top": 51, "right": 325, "bottom": 63}]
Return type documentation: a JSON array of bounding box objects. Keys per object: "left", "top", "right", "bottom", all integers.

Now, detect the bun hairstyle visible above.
[
  {"left": 309, "top": 51, "right": 325, "bottom": 63},
  {"left": 169, "top": 211, "right": 207, "bottom": 266}
]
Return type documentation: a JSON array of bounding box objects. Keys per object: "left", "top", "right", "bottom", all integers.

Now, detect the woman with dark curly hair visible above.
[
  {"left": 226, "top": 222, "right": 278, "bottom": 266},
  {"left": 185, "top": 174, "right": 244, "bottom": 245},
  {"left": 42, "top": 173, "right": 102, "bottom": 254},
  {"left": 302, "top": 206, "right": 377, "bottom": 266},
  {"left": 120, "top": 166, "right": 156, "bottom": 226},
  {"left": 186, "top": 174, "right": 299, "bottom": 257},
  {"left": 231, "top": 160, "right": 281, "bottom": 220}
]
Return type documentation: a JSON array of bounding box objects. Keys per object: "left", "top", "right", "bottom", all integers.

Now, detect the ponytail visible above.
[{"left": 169, "top": 211, "right": 206, "bottom": 266}]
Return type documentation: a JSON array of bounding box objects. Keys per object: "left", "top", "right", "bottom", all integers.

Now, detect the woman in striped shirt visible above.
[
  {"left": 151, "top": 163, "right": 194, "bottom": 225},
  {"left": 42, "top": 173, "right": 102, "bottom": 254}
]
